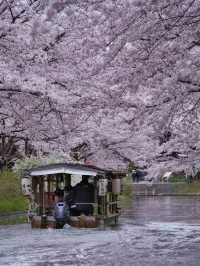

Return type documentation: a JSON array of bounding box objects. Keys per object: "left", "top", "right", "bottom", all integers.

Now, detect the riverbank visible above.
[
  {"left": 132, "top": 182, "right": 200, "bottom": 196},
  {"left": 0, "top": 171, "right": 27, "bottom": 214}
]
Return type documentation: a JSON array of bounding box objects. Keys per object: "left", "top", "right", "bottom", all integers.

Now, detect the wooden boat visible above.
[{"left": 21, "top": 163, "right": 125, "bottom": 229}]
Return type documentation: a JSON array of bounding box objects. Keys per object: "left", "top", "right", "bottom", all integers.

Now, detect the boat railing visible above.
[
  {"left": 75, "top": 203, "right": 96, "bottom": 205},
  {"left": 72, "top": 202, "right": 98, "bottom": 215}
]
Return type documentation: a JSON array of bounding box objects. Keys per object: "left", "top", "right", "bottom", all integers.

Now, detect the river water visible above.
[{"left": 1, "top": 196, "right": 200, "bottom": 266}]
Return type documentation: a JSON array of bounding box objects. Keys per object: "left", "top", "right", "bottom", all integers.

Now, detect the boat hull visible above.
[{"left": 30, "top": 214, "right": 119, "bottom": 229}]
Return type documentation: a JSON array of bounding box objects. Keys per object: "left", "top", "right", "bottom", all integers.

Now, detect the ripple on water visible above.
[{"left": 1, "top": 197, "right": 200, "bottom": 265}]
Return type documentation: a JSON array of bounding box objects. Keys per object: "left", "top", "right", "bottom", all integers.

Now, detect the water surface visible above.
[{"left": 1, "top": 196, "right": 200, "bottom": 266}]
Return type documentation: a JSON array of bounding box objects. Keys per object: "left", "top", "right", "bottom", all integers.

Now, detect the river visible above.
[{"left": 1, "top": 196, "right": 200, "bottom": 266}]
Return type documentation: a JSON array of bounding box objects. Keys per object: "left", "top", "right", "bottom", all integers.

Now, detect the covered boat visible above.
[{"left": 21, "top": 163, "right": 125, "bottom": 229}]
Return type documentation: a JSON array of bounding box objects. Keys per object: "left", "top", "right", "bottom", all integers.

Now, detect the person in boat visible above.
[
  {"left": 54, "top": 187, "right": 70, "bottom": 224},
  {"left": 65, "top": 175, "right": 95, "bottom": 216},
  {"left": 64, "top": 184, "right": 72, "bottom": 198},
  {"left": 54, "top": 187, "right": 64, "bottom": 203},
  {"left": 63, "top": 184, "right": 72, "bottom": 211}
]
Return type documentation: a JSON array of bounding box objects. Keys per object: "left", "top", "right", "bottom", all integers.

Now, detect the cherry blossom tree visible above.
[{"left": 1, "top": 0, "right": 200, "bottom": 176}]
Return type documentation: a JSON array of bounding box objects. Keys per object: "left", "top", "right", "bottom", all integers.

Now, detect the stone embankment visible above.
[{"left": 0, "top": 211, "right": 26, "bottom": 225}]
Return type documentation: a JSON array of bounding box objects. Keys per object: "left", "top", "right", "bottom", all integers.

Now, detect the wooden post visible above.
[
  {"left": 39, "top": 177, "right": 44, "bottom": 215},
  {"left": 48, "top": 176, "right": 51, "bottom": 203},
  {"left": 94, "top": 178, "right": 97, "bottom": 215}
]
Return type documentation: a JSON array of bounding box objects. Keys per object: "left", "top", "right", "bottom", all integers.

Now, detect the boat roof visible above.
[{"left": 29, "top": 163, "right": 108, "bottom": 177}]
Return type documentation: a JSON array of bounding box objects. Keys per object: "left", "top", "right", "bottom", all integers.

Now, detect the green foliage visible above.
[
  {"left": 167, "top": 175, "right": 186, "bottom": 183},
  {"left": 127, "top": 162, "right": 136, "bottom": 173},
  {"left": 120, "top": 175, "right": 133, "bottom": 207},
  {"left": 0, "top": 171, "right": 27, "bottom": 213}
]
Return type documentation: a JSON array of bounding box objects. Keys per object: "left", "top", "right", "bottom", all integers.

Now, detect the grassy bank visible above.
[
  {"left": 0, "top": 171, "right": 27, "bottom": 214},
  {"left": 171, "top": 182, "right": 200, "bottom": 194}
]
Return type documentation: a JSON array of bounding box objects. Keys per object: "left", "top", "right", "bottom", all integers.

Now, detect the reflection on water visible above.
[
  {"left": 1, "top": 197, "right": 200, "bottom": 266},
  {"left": 122, "top": 196, "right": 200, "bottom": 224}
]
